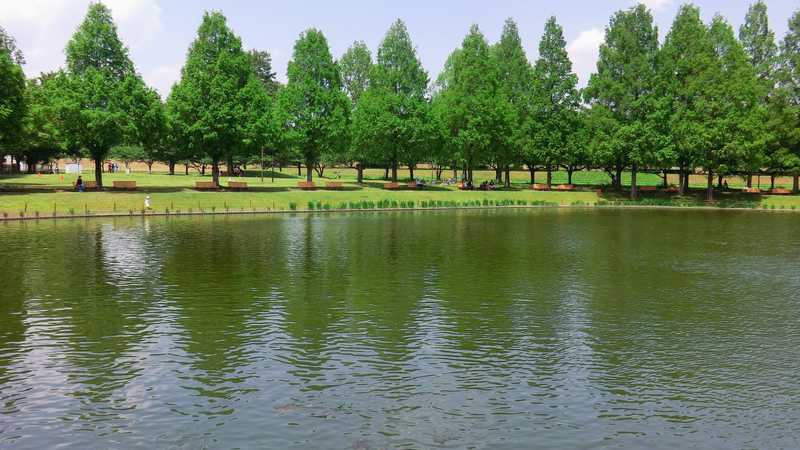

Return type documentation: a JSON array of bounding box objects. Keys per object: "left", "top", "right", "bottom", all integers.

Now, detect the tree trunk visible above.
[
  {"left": 615, "top": 164, "right": 623, "bottom": 191},
  {"left": 94, "top": 158, "right": 103, "bottom": 189},
  {"left": 495, "top": 167, "right": 502, "bottom": 183},
  {"left": 567, "top": 168, "right": 573, "bottom": 185},
  {"left": 529, "top": 166, "right": 535, "bottom": 184},
  {"left": 663, "top": 169, "right": 669, "bottom": 188},
  {"left": 384, "top": 166, "right": 389, "bottom": 180},
  {"left": 297, "top": 162, "right": 301, "bottom": 176},
  {"left": 185, "top": 164, "right": 189, "bottom": 175},
  {"left": 306, "top": 161, "right": 313, "bottom": 182},
  {"left": 212, "top": 159, "right": 220, "bottom": 186},
  {"left": 546, "top": 165, "right": 552, "bottom": 188},
  {"left": 391, "top": 162, "right": 398, "bottom": 183},
  {"left": 770, "top": 174, "right": 776, "bottom": 190},
  {"left": 409, "top": 164, "right": 414, "bottom": 180},
  {"left": 747, "top": 174, "right": 753, "bottom": 188},
  {"left": 505, "top": 167, "right": 511, "bottom": 188},
  {"left": 794, "top": 174, "right": 799, "bottom": 194},
  {"left": 706, "top": 169, "right": 714, "bottom": 202},
  {"left": 357, "top": 164, "right": 363, "bottom": 184},
  {"left": 679, "top": 168, "right": 686, "bottom": 195},
  {"left": 147, "top": 162, "right": 153, "bottom": 175},
  {"left": 226, "top": 155, "right": 234, "bottom": 177},
  {"left": 168, "top": 161, "right": 175, "bottom": 175},
  {"left": 717, "top": 174, "right": 723, "bottom": 188},
  {"left": 201, "top": 164, "right": 206, "bottom": 176},
  {"left": 630, "top": 162, "right": 638, "bottom": 200},
  {"left": 453, "top": 165, "right": 458, "bottom": 179}
]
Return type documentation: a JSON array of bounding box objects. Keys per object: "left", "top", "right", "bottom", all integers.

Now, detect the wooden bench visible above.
[
  {"left": 384, "top": 182, "right": 400, "bottom": 190},
  {"left": 639, "top": 185, "right": 657, "bottom": 192},
  {"left": 112, "top": 180, "right": 137, "bottom": 190},
  {"left": 74, "top": 180, "right": 98, "bottom": 190},
  {"left": 297, "top": 181, "right": 316, "bottom": 190},
  {"left": 325, "top": 181, "right": 343, "bottom": 190},
  {"left": 555, "top": 184, "right": 575, "bottom": 191},
  {"left": 743, "top": 187, "right": 762, "bottom": 194},
  {"left": 769, "top": 188, "right": 791, "bottom": 195},
  {"left": 195, "top": 181, "right": 219, "bottom": 190},
  {"left": 228, "top": 181, "right": 248, "bottom": 191},
  {"left": 407, "top": 181, "right": 423, "bottom": 189},
  {"left": 531, "top": 183, "right": 550, "bottom": 191},
  {"left": 663, "top": 186, "right": 679, "bottom": 193}
]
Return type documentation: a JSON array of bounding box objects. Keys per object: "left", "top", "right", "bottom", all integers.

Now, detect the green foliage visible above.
[
  {"left": 168, "top": 11, "right": 255, "bottom": 184},
  {"left": 528, "top": 17, "right": 581, "bottom": 183},
  {"left": 340, "top": 41, "right": 372, "bottom": 106},
  {"left": 352, "top": 20, "right": 430, "bottom": 182},
  {"left": 0, "top": 48, "right": 26, "bottom": 154},
  {"left": 586, "top": 5, "right": 659, "bottom": 193},
  {"left": 20, "top": 75, "right": 64, "bottom": 167},
  {"left": 277, "top": 28, "right": 349, "bottom": 182},
  {"left": 491, "top": 19, "right": 530, "bottom": 185},
  {"left": 437, "top": 25, "right": 507, "bottom": 182},
  {"left": 739, "top": 1, "right": 778, "bottom": 81},
  {"left": 249, "top": 49, "right": 279, "bottom": 94}
]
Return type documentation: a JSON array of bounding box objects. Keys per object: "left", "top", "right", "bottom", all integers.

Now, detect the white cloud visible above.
[
  {"left": 143, "top": 63, "right": 181, "bottom": 98},
  {"left": 638, "top": 0, "right": 673, "bottom": 12},
  {"left": 567, "top": 28, "right": 604, "bottom": 87},
  {"left": 0, "top": 0, "right": 162, "bottom": 78}
]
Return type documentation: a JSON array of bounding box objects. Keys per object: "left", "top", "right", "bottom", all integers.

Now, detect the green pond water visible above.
[{"left": 0, "top": 209, "right": 799, "bottom": 449}]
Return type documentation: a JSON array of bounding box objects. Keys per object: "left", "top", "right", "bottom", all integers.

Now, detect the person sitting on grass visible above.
[{"left": 76, "top": 176, "right": 84, "bottom": 192}]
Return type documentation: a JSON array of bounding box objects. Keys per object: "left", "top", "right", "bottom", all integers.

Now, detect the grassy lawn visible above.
[{"left": 0, "top": 167, "right": 798, "bottom": 217}]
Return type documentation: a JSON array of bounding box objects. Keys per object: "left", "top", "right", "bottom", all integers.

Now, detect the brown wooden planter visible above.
[
  {"left": 195, "top": 181, "right": 219, "bottom": 191},
  {"left": 297, "top": 181, "right": 316, "bottom": 190},
  {"left": 228, "top": 181, "right": 248, "bottom": 191}
]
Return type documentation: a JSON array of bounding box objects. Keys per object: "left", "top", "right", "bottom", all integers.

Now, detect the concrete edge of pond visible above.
[{"left": 0, "top": 203, "right": 798, "bottom": 223}]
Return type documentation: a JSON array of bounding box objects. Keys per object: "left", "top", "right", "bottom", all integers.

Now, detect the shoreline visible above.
[{"left": 2, "top": 202, "right": 798, "bottom": 223}]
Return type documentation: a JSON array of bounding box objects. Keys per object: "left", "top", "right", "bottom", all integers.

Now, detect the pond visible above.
[{"left": 1, "top": 209, "right": 799, "bottom": 449}]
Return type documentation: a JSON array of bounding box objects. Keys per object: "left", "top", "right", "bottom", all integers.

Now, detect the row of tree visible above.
[{"left": 0, "top": 2, "right": 799, "bottom": 198}]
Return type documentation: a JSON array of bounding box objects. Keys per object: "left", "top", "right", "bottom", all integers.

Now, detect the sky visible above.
[{"left": 1, "top": 0, "right": 798, "bottom": 97}]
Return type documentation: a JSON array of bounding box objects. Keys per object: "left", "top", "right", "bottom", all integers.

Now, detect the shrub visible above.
[
  {"left": 308, "top": 201, "right": 315, "bottom": 210},
  {"left": 289, "top": 202, "right": 297, "bottom": 211}
]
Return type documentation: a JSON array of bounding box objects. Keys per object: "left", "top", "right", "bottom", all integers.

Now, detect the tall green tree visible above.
[
  {"left": 437, "top": 25, "right": 503, "bottom": 182},
  {"left": 655, "top": 5, "right": 717, "bottom": 196},
  {"left": 20, "top": 74, "right": 65, "bottom": 172},
  {"left": 58, "top": 2, "right": 138, "bottom": 187},
  {"left": 739, "top": 1, "right": 778, "bottom": 82},
  {"left": 491, "top": 18, "right": 531, "bottom": 187},
  {"left": 119, "top": 77, "right": 167, "bottom": 173},
  {"left": 340, "top": 41, "right": 373, "bottom": 182},
  {"left": 340, "top": 41, "right": 372, "bottom": 106},
  {"left": 707, "top": 15, "right": 765, "bottom": 200},
  {"left": 169, "top": 11, "right": 254, "bottom": 185},
  {"left": 586, "top": 5, "right": 659, "bottom": 198},
  {"left": 775, "top": 10, "right": 800, "bottom": 192},
  {"left": 277, "top": 28, "right": 349, "bottom": 182},
  {"left": 249, "top": 49, "right": 280, "bottom": 94},
  {"left": 0, "top": 25, "right": 24, "bottom": 65},
  {"left": 363, "top": 20, "right": 430, "bottom": 182},
  {"left": 530, "top": 17, "right": 581, "bottom": 188},
  {"left": 0, "top": 39, "right": 26, "bottom": 166}
]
